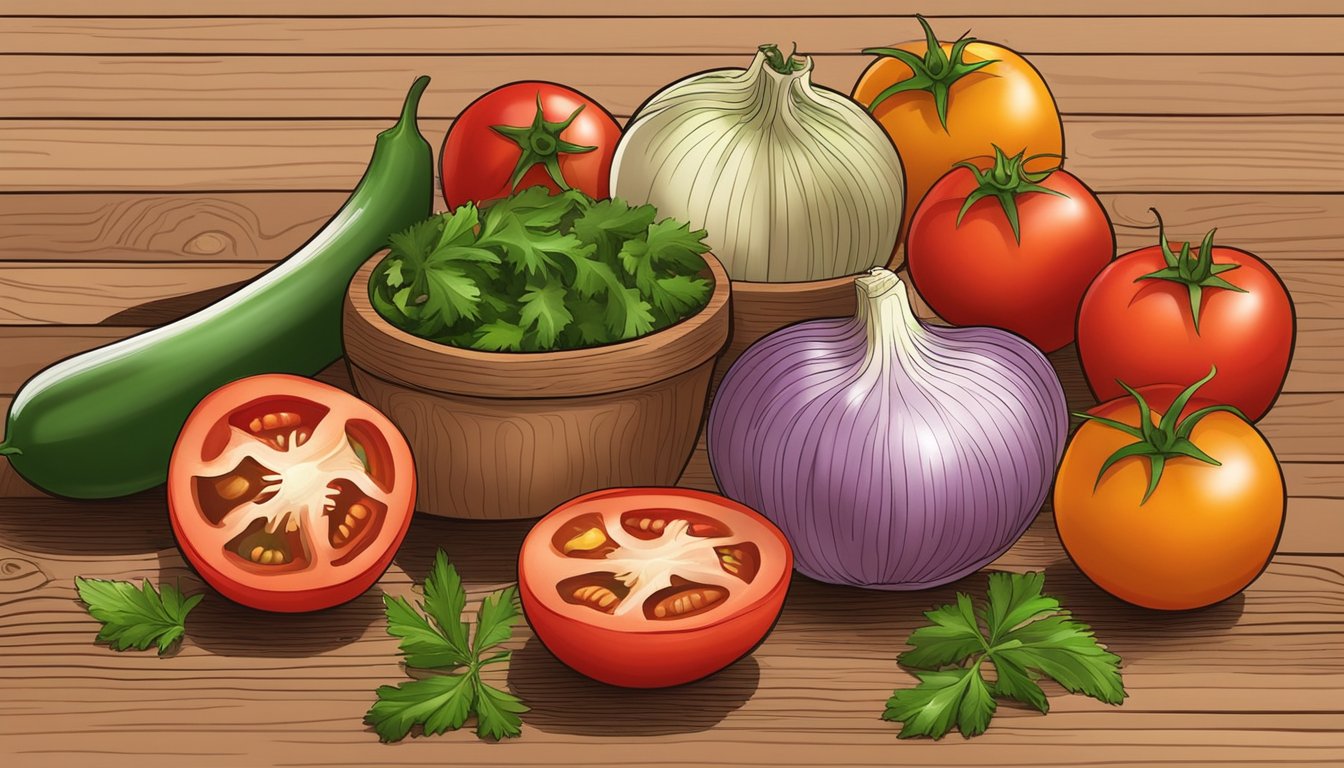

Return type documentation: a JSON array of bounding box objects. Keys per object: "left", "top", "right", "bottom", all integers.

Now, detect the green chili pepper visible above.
[{"left": 0, "top": 76, "right": 435, "bottom": 499}]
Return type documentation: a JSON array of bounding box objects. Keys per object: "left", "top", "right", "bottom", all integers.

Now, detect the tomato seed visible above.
[
  {"left": 250, "top": 545, "right": 265, "bottom": 562},
  {"left": 562, "top": 527, "right": 607, "bottom": 554},
  {"left": 348, "top": 503, "right": 369, "bottom": 520},
  {"left": 215, "top": 474, "right": 250, "bottom": 501}
]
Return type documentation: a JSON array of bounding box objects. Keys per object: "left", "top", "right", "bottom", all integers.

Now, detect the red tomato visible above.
[
  {"left": 518, "top": 488, "right": 792, "bottom": 688},
  {"left": 1076, "top": 216, "right": 1295, "bottom": 421},
  {"left": 168, "top": 374, "right": 416, "bottom": 613},
  {"left": 906, "top": 149, "right": 1114, "bottom": 353},
  {"left": 440, "top": 81, "right": 621, "bottom": 207}
]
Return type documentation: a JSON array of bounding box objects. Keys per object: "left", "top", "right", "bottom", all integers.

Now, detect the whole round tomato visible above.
[
  {"left": 906, "top": 148, "right": 1114, "bottom": 352},
  {"left": 440, "top": 81, "right": 621, "bottom": 208},
  {"left": 518, "top": 488, "right": 792, "bottom": 688},
  {"left": 1054, "top": 380, "right": 1284, "bottom": 611},
  {"left": 1076, "top": 215, "right": 1294, "bottom": 422},
  {"left": 168, "top": 374, "right": 416, "bottom": 613},
  {"left": 853, "top": 16, "right": 1063, "bottom": 244}
]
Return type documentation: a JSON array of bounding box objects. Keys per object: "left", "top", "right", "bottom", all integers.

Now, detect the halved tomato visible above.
[
  {"left": 519, "top": 488, "right": 792, "bottom": 688},
  {"left": 168, "top": 374, "right": 416, "bottom": 613}
]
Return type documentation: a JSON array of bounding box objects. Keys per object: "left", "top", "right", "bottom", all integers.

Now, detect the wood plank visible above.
[
  {"left": 8, "top": 192, "right": 1344, "bottom": 264},
  {"left": 0, "top": 264, "right": 263, "bottom": 325},
  {"left": 3, "top": 16, "right": 1343, "bottom": 55},
  {"left": 2, "top": 257, "right": 1337, "bottom": 326},
  {"left": 0, "top": 492, "right": 1340, "bottom": 766},
  {"left": 5, "top": 55, "right": 1343, "bottom": 119},
  {"left": 8, "top": 1, "right": 1344, "bottom": 16},
  {"left": 3, "top": 117, "right": 1342, "bottom": 193}
]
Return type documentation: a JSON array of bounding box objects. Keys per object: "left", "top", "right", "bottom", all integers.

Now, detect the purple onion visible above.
[{"left": 708, "top": 268, "right": 1067, "bottom": 590}]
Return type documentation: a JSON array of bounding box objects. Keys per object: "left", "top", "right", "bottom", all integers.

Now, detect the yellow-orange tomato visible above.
[
  {"left": 852, "top": 23, "right": 1063, "bottom": 246},
  {"left": 1053, "top": 386, "right": 1284, "bottom": 611}
]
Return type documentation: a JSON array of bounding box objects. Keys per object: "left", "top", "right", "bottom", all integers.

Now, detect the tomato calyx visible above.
[
  {"left": 862, "top": 15, "right": 1000, "bottom": 129},
  {"left": 490, "top": 92, "right": 596, "bottom": 192},
  {"left": 1133, "top": 209, "right": 1248, "bottom": 334},
  {"left": 1074, "top": 367, "right": 1248, "bottom": 504},
  {"left": 952, "top": 144, "right": 1067, "bottom": 243}
]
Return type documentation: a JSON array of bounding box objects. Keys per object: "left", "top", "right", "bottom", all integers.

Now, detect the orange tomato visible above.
[
  {"left": 1053, "top": 384, "right": 1284, "bottom": 611},
  {"left": 852, "top": 17, "right": 1063, "bottom": 245}
]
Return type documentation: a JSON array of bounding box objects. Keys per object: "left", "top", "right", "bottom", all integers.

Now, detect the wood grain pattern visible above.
[
  {"left": 3, "top": 16, "right": 1343, "bottom": 55},
  {"left": 7, "top": 192, "right": 1343, "bottom": 264},
  {"left": 10, "top": 0, "right": 1344, "bottom": 15},
  {"left": 1, "top": 5, "right": 1341, "bottom": 766},
  {"left": 8, "top": 55, "right": 1343, "bottom": 119},
  {"left": 0, "top": 495, "right": 1341, "bottom": 767},
  {"left": 6, "top": 117, "right": 1342, "bottom": 193}
]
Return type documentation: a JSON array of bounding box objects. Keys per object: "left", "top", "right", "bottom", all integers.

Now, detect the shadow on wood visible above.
[
  {"left": 507, "top": 635, "right": 760, "bottom": 736},
  {"left": 179, "top": 581, "right": 384, "bottom": 658},
  {"left": 0, "top": 492, "right": 173, "bottom": 556},
  {"left": 391, "top": 515, "right": 533, "bottom": 588},
  {"left": 102, "top": 279, "right": 250, "bottom": 326}
]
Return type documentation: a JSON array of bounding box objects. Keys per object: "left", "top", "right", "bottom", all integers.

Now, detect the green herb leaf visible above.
[
  {"left": 368, "top": 190, "right": 712, "bottom": 352},
  {"left": 883, "top": 665, "right": 995, "bottom": 740},
  {"left": 366, "top": 674, "right": 476, "bottom": 743},
  {"left": 75, "top": 577, "right": 203, "bottom": 655},
  {"left": 518, "top": 280, "right": 572, "bottom": 348},
  {"left": 898, "top": 595, "right": 986, "bottom": 669},
  {"left": 473, "top": 320, "right": 527, "bottom": 351},
  {"left": 368, "top": 550, "right": 528, "bottom": 743},
  {"left": 883, "top": 572, "right": 1125, "bottom": 739},
  {"left": 473, "top": 681, "right": 528, "bottom": 740}
]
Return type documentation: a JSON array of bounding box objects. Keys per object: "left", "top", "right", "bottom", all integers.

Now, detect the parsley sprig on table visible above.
[
  {"left": 883, "top": 571, "right": 1125, "bottom": 739},
  {"left": 75, "top": 577, "right": 203, "bottom": 655},
  {"left": 365, "top": 550, "right": 528, "bottom": 742},
  {"left": 369, "top": 186, "right": 714, "bottom": 352}
]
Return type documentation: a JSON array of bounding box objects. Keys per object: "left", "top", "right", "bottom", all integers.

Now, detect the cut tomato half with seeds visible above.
[
  {"left": 519, "top": 488, "right": 792, "bottom": 688},
  {"left": 168, "top": 374, "right": 415, "bottom": 612}
]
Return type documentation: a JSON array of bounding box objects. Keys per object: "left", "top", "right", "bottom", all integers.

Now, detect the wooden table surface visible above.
[{"left": 2, "top": 2, "right": 1342, "bottom": 766}]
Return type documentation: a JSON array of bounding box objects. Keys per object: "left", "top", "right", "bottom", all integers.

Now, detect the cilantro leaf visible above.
[
  {"left": 75, "top": 577, "right": 203, "bottom": 655},
  {"left": 883, "top": 572, "right": 1125, "bottom": 739},
  {"left": 518, "top": 280, "right": 572, "bottom": 348},
  {"left": 897, "top": 593, "right": 986, "bottom": 670},
  {"left": 883, "top": 665, "right": 995, "bottom": 740},
  {"left": 995, "top": 615, "right": 1126, "bottom": 705},
  {"left": 650, "top": 275, "right": 711, "bottom": 317},
  {"left": 474, "top": 681, "right": 528, "bottom": 740},
  {"left": 366, "top": 674, "right": 476, "bottom": 743},
  {"left": 367, "top": 190, "right": 713, "bottom": 352},
  {"left": 644, "top": 217, "right": 711, "bottom": 273},
  {"left": 473, "top": 320, "right": 526, "bottom": 352},
  {"left": 368, "top": 550, "right": 527, "bottom": 743}
]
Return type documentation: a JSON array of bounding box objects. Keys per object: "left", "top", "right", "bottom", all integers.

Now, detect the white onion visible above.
[
  {"left": 610, "top": 45, "right": 905, "bottom": 282},
  {"left": 708, "top": 268, "right": 1067, "bottom": 589}
]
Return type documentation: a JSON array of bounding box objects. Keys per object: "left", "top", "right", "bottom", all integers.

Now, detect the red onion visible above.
[{"left": 708, "top": 268, "right": 1066, "bottom": 590}]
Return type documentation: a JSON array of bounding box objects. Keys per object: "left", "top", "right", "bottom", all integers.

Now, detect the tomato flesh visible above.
[
  {"left": 169, "top": 374, "right": 416, "bottom": 612},
  {"left": 519, "top": 488, "right": 792, "bottom": 688}
]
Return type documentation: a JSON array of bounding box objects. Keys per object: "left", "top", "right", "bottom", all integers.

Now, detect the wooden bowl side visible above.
[
  {"left": 348, "top": 361, "right": 714, "bottom": 519},
  {"left": 342, "top": 250, "right": 731, "bottom": 399}
]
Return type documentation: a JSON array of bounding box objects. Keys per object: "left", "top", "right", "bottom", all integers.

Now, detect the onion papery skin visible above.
[
  {"left": 609, "top": 47, "right": 904, "bottom": 282},
  {"left": 707, "top": 269, "right": 1067, "bottom": 590}
]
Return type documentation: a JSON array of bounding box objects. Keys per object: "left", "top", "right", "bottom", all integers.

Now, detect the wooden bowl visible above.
[{"left": 341, "top": 251, "right": 731, "bottom": 520}]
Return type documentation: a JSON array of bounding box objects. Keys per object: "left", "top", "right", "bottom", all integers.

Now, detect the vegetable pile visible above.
[
  {"left": 369, "top": 187, "right": 714, "bottom": 352},
  {"left": 12, "top": 9, "right": 1302, "bottom": 749}
]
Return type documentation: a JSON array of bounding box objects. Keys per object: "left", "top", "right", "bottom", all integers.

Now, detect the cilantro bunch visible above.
[
  {"left": 883, "top": 571, "right": 1125, "bottom": 739},
  {"left": 370, "top": 186, "right": 714, "bottom": 352},
  {"left": 365, "top": 551, "right": 528, "bottom": 742}
]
